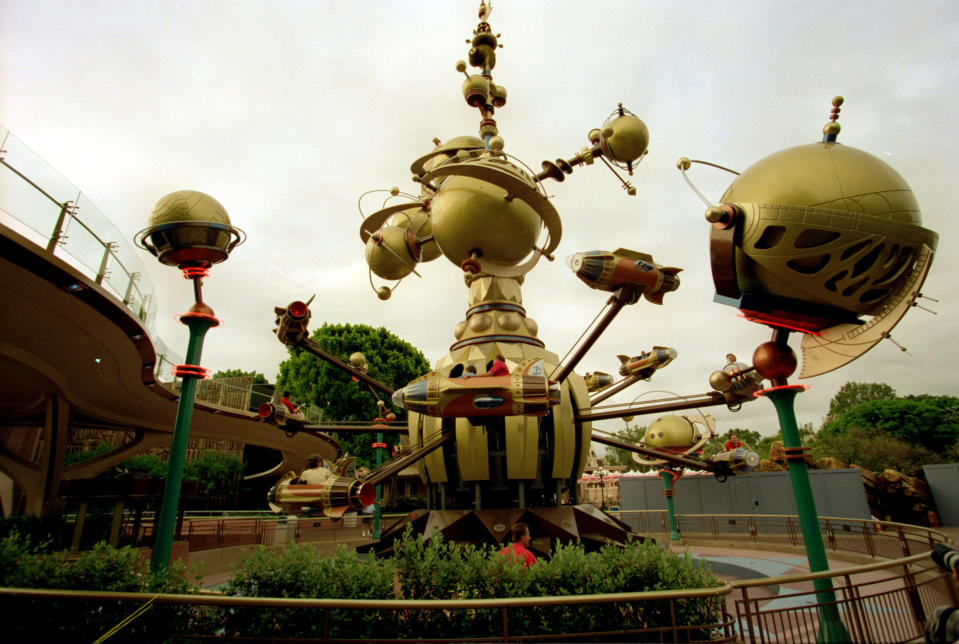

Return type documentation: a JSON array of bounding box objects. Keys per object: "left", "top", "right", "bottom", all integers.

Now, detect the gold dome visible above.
[{"left": 722, "top": 143, "right": 920, "bottom": 225}]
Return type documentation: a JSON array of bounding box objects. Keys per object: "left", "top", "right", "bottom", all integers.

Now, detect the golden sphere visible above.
[
  {"left": 349, "top": 352, "right": 368, "bottom": 370},
  {"left": 148, "top": 190, "right": 231, "bottom": 227},
  {"left": 752, "top": 342, "right": 797, "bottom": 380},
  {"left": 723, "top": 143, "right": 920, "bottom": 225},
  {"left": 430, "top": 172, "right": 541, "bottom": 266},
  {"left": 389, "top": 207, "right": 440, "bottom": 262},
  {"left": 468, "top": 313, "right": 492, "bottom": 332},
  {"left": 497, "top": 311, "right": 522, "bottom": 331},
  {"left": 142, "top": 190, "right": 240, "bottom": 267},
  {"left": 365, "top": 226, "right": 415, "bottom": 280},
  {"left": 709, "top": 370, "right": 732, "bottom": 392},
  {"left": 644, "top": 415, "right": 699, "bottom": 449},
  {"left": 376, "top": 286, "right": 392, "bottom": 300},
  {"left": 602, "top": 115, "right": 649, "bottom": 164}
]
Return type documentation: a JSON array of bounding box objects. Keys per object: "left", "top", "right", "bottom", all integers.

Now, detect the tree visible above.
[
  {"left": 826, "top": 382, "right": 897, "bottom": 421},
  {"left": 276, "top": 323, "right": 431, "bottom": 466},
  {"left": 811, "top": 427, "right": 944, "bottom": 476},
  {"left": 602, "top": 424, "right": 648, "bottom": 470},
  {"left": 822, "top": 398, "right": 959, "bottom": 454},
  {"left": 702, "top": 428, "right": 763, "bottom": 460},
  {"left": 213, "top": 369, "right": 268, "bottom": 384}
]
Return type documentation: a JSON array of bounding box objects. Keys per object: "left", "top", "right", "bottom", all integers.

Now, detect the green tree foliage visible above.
[
  {"left": 277, "top": 323, "right": 430, "bottom": 466},
  {"left": 826, "top": 381, "right": 897, "bottom": 420},
  {"left": 212, "top": 368, "right": 268, "bottom": 383},
  {"left": 601, "top": 424, "right": 647, "bottom": 470},
  {"left": 702, "top": 428, "right": 763, "bottom": 459},
  {"left": 64, "top": 440, "right": 116, "bottom": 466},
  {"left": 821, "top": 398, "right": 959, "bottom": 454},
  {"left": 183, "top": 450, "right": 245, "bottom": 496},
  {"left": 811, "top": 428, "right": 943, "bottom": 476},
  {"left": 0, "top": 534, "right": 201, "bottom": 639}
]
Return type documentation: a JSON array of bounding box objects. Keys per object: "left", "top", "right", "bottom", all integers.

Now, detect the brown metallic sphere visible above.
[{"left": 752, "top": 342, "right": 797, "bottom": 380}]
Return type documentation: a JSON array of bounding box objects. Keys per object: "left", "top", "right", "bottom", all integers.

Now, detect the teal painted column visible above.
[
  {"left": 373, "top": 430, "right": 385, "bottom": 540},
  {"left": 660, "top": 470, "right": 681, "bottom": 541},
  {"left": 150, "top": 313, "right": 216, "bottom": 575},
  {"left": 765, "top": 386, "right": 850, "bottom": 642}
]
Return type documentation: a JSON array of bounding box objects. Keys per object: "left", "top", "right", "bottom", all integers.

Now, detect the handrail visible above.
[
  {"left": 732, "top": 551, "right": 934, "bottom": 589},
  {"left": 0, "top": 582, "right": 734, "bottom": 609}
]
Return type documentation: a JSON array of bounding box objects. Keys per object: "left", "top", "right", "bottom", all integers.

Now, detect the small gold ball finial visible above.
[
  {"left": 676, "top": 157, "right": 692, "bottom": 171},
  {"left": 389, "top": 186, "right": 400, "bottom": 196},
  {"left": 822, "top": 96, "right": 844, "bottom": 141},
  {"left": 376, "top": 286, "right": 392, "bottom": 301},
  {"left": 456, "top": 60, "right": 467, "bottom": 73},
  {"left": 488, "top": 135, "right": 505, "bottom": 150}
]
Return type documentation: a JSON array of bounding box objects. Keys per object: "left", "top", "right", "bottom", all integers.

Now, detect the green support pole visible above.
[
  {"left": 766, "top": 386, "right": 850, "bottom": 643},
  {"left": 150, "top": 315, "right": 215, "bottom": 575},
  {"left": 373, "top": 431, "right": 384, "bottom": 540},
  {"left": 660, "top": 470, "right": 680, "bottom": 541}
]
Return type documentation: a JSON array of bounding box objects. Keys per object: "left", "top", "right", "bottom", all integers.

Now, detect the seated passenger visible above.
[
  {"left": 486, "top": 354, "right": 510, "bottom": 377},
  {"left": 297, "top": 454, "right": 332, "bottom": 485},
  {"left": 461, "top": 365, "right": 478, "bottom": 378}
]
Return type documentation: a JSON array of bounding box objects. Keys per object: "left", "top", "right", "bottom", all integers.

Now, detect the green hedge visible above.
[
  {"left": 2, "top": 527, "right": 723, "bottom": 641},
  {"left": 224, "top": 527, "right": 723, "bottom": 640}
]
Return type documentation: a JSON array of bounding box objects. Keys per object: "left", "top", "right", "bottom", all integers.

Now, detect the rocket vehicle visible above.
[
  {"left": 584, "top": 371, "right": 613, "bottom": 392},
  {"left": 568, "top": 248, "right": 681, "bottom": 304},
  {"left": 617, "top": 346, "right": 677, "bottom": 379},
  {"left": 273, "top": 299, "right": 313, "bottom": 345},
  {"left": 257, "top": 401, "right": 307, "bottom": 433},
  {"left": 710, "top": 447, "right": 761, "bottom": 477},
  {"left": 267, "top": 471, "right": 375, "bottom": 518},
  {"left": 391, "top": 358, "right": 560, "bottom": 418}
]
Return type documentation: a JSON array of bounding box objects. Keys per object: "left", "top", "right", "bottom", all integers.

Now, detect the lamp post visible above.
[
  {"left": 596, "top": 467, "right": 609, "bottom": 510},
  {"left": 135, "top": 190, "right": 244, "bottom": 575}
]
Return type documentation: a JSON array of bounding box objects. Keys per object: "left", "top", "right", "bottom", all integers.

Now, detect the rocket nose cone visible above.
[
  {"left": 391, "top": 388, "right": 406, "bottom": 410},
  {"left": 668, "top": 348, "right": 678, "bottom": 360},
  {"left": 566, "top": 253, "right": 583, "bottom": 272}
]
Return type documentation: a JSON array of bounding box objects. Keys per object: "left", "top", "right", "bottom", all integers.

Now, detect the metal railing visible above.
[
  {"left": 0, "top": 126, "right": 183, "bottom": 380},
  {"left": 11, "top": 511, "right": 959, "bottom": 641},
  {"left": 0, "top": 583, "right": 737, "bottom": 642},
  {"left": 611, "top": 510, "right": 949, "bottom": 558}
]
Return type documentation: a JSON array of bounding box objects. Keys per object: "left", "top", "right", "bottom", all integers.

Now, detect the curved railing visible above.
[
  {"left": 0, "top": 126, "right": 182, "bottom": 379},
  {"left": 611, "top": 510, "right": 950, "bottom": 559},
  {"left": 2, "top": 512, "right": 956, "bottom": 641}
]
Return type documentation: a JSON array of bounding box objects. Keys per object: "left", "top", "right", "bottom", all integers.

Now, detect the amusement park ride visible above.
[{"left": 248, "top": 1, "right": 938, "bottom": 560}]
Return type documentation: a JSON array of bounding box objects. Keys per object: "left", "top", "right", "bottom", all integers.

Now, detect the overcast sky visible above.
[{"left": 2, "top": 0, "right": 957, "bottom": 441}]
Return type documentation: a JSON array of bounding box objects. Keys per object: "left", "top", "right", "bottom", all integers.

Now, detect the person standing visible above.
[{"left": 499, "top": 522, "right": 536, "bottom": 567}]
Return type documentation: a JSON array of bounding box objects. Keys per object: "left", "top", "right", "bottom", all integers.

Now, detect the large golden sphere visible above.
[
  {"left": 717, "top": 141, "right": 937, "bottom": 319},
  {"left": 723, "top": 143, "right": 920, "bottom": 224},
  {"left": 644, "top": 415, "right": 699, "bottom": 449},
  {"left": 139, "top": 190, "right": 242, "bottom": 267},
  {"left": 365, "top": 225, "right": 416, "bottom": 280},
  {"left": 430, "top": 172, "right": 541, "bottom": 266}
]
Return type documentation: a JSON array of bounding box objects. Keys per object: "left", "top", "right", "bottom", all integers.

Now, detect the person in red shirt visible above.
[
  {"left": 487, "top": 354, "right": 509, "bottom": 377},
  {"left": 279, "top": 390, "right": 298, "bottom": 414},
  {"left": 499, "top": 522, "right": 536, "bottom": 567},
  {"left": 724, "top": 433, "right": 743, "bottom": 451}
]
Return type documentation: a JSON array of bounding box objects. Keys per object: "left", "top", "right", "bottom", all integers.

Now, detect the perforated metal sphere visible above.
[{"left": 718, "top": 141, "right": 937, "bottom": 317}]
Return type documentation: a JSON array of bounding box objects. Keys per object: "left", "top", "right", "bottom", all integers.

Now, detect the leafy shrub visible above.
[
  {"left": 226, "top": 528, "right": 723, "bottom": 640},
  {"left": 1, "top": 535, "right": 203, "bottom": 639}
]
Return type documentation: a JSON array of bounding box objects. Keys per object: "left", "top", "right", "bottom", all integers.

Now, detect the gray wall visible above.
[
  {"left": 619, "top": 469, "right": 871, "bottom": 519},
  {"left": 923, "top": 463, "right": 959, "bottom": 526}
]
